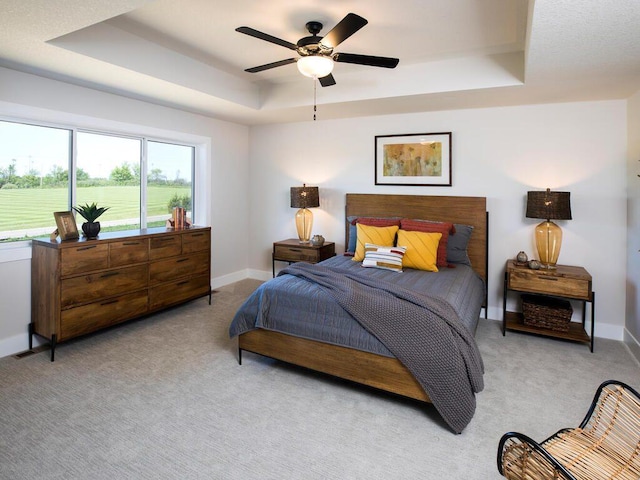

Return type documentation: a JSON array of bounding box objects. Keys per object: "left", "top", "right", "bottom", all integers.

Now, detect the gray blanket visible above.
[{"left": 279, "top": 262, "right": 484, "bottom": 434}]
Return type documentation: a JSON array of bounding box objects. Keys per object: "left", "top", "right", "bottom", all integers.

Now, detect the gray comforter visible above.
[{"left": 229, "top": 256, "right": 485, "bottom": 433}]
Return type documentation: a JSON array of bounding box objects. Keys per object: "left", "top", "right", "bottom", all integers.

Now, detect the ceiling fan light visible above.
[{"left": 297, "top": 55, "right": 334, "bottom": 78}]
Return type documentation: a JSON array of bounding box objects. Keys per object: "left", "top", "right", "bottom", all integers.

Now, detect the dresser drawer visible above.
[
  {"left": 110, "top": 239, "right": 149, "bottom": 267},
  {"left": 61, "top": 264, "right": 148, "bottom": 308},
  {"left": 149, "top": 234, "right": 181, "bottom": 260},
  {"left": 509, "top": 270, "right": 590, "bottom": 300},
  {"left": 274, "top": 245, "right": 318, "bottom": 262},
  {"left": 60, "top": 290, "right": 148, "bottom": 340},
  {"left": 149, "top": 252, "right": 209, "bottom": 285},
  {"left": 182, "top": 230, "right": 210, "bottom": 254},
  {"left": 61, "top": 243, "right": 109, "bottom": 276},
  {"left": 149, "top": 274, "right": 210, "bottom": 310}
]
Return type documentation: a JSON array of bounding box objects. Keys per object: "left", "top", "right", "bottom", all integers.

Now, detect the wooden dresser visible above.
[{"left": 31, "top": 226, "right": 211, "bottom": 360}]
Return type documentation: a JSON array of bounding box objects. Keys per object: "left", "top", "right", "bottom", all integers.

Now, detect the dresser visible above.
[{"left": 31, "top": 226, "right": 211, "bottom": 360}]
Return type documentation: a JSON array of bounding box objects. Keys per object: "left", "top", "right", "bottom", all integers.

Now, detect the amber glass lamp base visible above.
[
  {"left": 534, "top": 220, "right": 562, "bottom": 269},
  {"left": 295, "top": 208, "right": 313, "bottom": 243}
]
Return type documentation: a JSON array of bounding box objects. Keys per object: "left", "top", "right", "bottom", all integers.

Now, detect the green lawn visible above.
[{"left": 0, "top": 185, "right": 190, "bottom": 231}]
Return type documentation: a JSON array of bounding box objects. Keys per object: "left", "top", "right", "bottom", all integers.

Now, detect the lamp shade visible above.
[
  {"left": 297, "top": 55, "right": 334, "bottom": 78},
  {"left": 290, "top": 185, "right": 319, "bottom": 209},
  {"left": 526, "top": 189, "right": 572, "bottom": 221}
]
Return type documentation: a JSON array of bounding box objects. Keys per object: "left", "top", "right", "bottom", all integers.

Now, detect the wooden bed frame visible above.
[{"left": 239, "top": 194, "right": 488, "bottom": 404}]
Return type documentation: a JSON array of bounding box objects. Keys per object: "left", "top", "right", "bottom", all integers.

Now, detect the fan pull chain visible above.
[{"left": 313, "top": 79, "right": 317, "bottom": 121}]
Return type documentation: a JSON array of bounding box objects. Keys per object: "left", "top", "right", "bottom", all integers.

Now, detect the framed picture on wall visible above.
[
  {"left": 53, "top": 211, "right": 79, "bottom": 240},
  {"left": 375, "top": 132, "right": 452, "bottom": 186}
]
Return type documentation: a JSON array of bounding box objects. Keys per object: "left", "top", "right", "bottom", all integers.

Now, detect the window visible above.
[
  {"left": 0, "top": 121, "right": 71, "bottom": 241},
  {"left": 76, "top": 132, "right": 142, "bottom": 231},
  {"left": 147, "top": 141, "right": 194, "bottom": 227},
  {"left": 0, "top": 119, "right": 196, "bottom": 242}
]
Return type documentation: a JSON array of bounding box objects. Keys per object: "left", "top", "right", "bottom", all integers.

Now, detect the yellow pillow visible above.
[
  {"left": 353, "top": 224, "right": 399, "bottom": 261},
  {"left": 397, "top": 229, "right": 441, "bottom": 272}
]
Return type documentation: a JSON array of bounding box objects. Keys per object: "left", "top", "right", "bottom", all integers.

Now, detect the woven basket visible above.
[{"left": 522, "top": 294, "right": 572, "bottom": 332}]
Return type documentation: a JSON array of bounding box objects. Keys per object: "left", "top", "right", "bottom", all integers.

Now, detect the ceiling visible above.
[{"left": 2, "top": 0, "right": 640, "bottom": 126}]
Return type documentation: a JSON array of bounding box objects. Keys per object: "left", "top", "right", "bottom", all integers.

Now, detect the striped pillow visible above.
[
  {"left": 397, "top": 229, "right": 441, "bottom": 272},
  {"left": 362, "top": 244, "right": 406, "bottom": 272},
  {"left": 353, "top": 223, "right": 399, "bottom": 261}
]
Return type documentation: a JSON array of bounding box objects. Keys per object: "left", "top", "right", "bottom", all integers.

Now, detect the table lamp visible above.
[
  {"left": 526, "top": 188, "right": 572, "bottom": 269},
  {"left": 290, "top": 184, "right": 319, "bottom": 243}
]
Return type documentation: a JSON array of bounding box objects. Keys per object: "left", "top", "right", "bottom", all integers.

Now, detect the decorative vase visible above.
[
  {"left": 516, "top": 251, "right": 528, "bottom": 264},
  {"left": 311, "top": 235, "right": 325, "bottom": 246},
  {"left": 82, "top": 221, "right": 101, "bottom": 239},
  {"left": 528, "top": 259, "right": 541, "bottom": 270}
]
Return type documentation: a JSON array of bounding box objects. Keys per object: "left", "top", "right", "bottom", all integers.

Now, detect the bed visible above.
[{"left": 229, "top": 194, "right": 488, "bottom": 433}]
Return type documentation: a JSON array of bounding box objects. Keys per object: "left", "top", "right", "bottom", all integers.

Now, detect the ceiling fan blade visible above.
[
  {"left": 319, "top": 73, "right": 336, "bottom": 87},
  {"left": 320, "top": 13, "right": 368, "bottom": 49},
  {"left": 245, "top": 58, "right": 297, "bottom": 73},
  {"left": 236, "top": 26, "right": 297, "bottom": 50},
  {"left": 333, "top": 53, "right": 399, "bottom": 68}
]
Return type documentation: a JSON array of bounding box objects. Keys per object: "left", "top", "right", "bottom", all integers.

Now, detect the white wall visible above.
[
  {"left": 626, "top": 89, "right": 640, "bottom": 361},
  {"left": 248, "top": 101, "right": 628, "bottom": 340},
  {"left": 0, "top": 67, "right": 250, "bottom": 358}
]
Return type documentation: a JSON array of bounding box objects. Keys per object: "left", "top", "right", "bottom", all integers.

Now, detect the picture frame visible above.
[
  {"left": 53, "top": 211, "right": 79, "bottom": 241},
  {"left": 375, "top": 132, "right": 452, "bottom": 186}
]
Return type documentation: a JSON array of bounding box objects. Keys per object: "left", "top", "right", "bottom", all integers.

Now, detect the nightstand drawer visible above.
[
  {"left": 509, "top": 270, "right": 590, "bottom": 300},
  {"left": 274, "top": 245, "right": 319, "bottom": 262}
]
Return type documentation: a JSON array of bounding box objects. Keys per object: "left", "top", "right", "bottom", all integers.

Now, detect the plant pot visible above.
[{"left": 82, "top": 221, "right": 101, "bottom": 239}]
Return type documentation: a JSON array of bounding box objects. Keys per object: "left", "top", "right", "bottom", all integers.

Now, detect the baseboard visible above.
[
  {"left": 0, "top": 332, "right": 45, "bottom": 359},
  {"left": 624, "top": 329, "right": 640, "bottom": 365}
]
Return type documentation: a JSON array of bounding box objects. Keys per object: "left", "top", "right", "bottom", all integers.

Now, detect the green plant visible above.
[
  {"left": 167, "top": 193, "right": 191, "bottom": 213},
  {"left": 73, "top": 202, "right": 110, "bottom": 223}
]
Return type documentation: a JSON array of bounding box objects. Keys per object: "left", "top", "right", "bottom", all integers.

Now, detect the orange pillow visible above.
[
  {"left": 400, "top": 219, "right": 454, "bottom": 268},
  {"left": 397, "top": 230, "right": 441, "bottom": 272},
  {"left": 353, "top": 224, "right": 399, "bottom": 262}
]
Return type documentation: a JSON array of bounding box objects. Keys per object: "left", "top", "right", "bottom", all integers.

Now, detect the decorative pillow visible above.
[
  {"left": 397, "top": 229, "right": 441, "bottom": 272},
  {"left": 353, "top": 224, "right": 399, "bottom": 261},
  {"left": 447, "top": 224, "right": 474, "bottom": 266},
  {"left": 400, "top": 218, "right": 454, "bottom": 268},
  {"left": 346, "top": 216, "right": 401, "bottom": 254},
  {"left": 362, "top": 244, "right": 406, "bottom": 272}
]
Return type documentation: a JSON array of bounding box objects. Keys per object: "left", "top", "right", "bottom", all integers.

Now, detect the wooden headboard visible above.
[{"left": 345, "top": 194, "right": 488, "bottom": 285}]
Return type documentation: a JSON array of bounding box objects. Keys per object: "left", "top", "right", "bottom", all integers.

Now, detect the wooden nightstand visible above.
[
  {"left": 502, "top": 260, "right": 595, "bottom": 351},
  {"left": 272, "top": 239, "right": 336, "bottom": 277}
]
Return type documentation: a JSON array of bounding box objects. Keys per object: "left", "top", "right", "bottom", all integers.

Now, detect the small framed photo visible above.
[
  {"left": 53, "top": 211, "right": 79, "bottom": 241},
  {"left": 375, "top": 132, "right": 452, "bottom": 186}
]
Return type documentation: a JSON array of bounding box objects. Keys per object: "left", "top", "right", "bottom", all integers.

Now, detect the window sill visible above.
[{"left": 0, "top": 241, "right": 32, "bottom": 264}]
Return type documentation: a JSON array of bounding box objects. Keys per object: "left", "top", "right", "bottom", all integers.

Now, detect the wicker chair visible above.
[{"left": 497, "top": 380, "right": 640, "bottom": 480}]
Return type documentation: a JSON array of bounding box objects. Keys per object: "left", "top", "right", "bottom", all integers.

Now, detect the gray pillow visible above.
[{"left": 446, "top": 224, "right": 473, "bottom": 266}]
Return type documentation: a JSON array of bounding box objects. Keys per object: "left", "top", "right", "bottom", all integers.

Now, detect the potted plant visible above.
[{"left": 73, "top": 202, "right": 110, "bottom": 239}]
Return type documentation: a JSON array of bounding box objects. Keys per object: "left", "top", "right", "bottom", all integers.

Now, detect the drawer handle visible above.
[
  {"left": 190, "top": 233, "right": 204, "bottom": 237},
  {"left": 176, "top": 258, "right": 188, "bottom": 263},
  {"left": 77, "top": 245, "right": 97, "bottom": 251},
  {"left": 100, "top": 271, "right": 120, "bottom": 278},
  {"left": 123, "top": 242, "right": 140, "bottom": 246},
  {"left": 537, "top": 276, "right": 558, "bottom": 281},
  {"left": 289, "top": 248, "right": 302, "bottom": 252},
  {"left": 100, "top": 299, "right": 119, "bottom": 306},
  {"left": 176, "top": 280, "right": 189, "bottom": 286},
  {"left": 157, "top": 237, "right": 176, "bottom": 242}
]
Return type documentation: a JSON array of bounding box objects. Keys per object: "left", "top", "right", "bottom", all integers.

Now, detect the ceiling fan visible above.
[{"left": 236, "top": 13, "right": 399, "bottom": 87}]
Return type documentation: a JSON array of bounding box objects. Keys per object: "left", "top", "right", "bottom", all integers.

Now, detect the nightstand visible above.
[
  {"left": 502, "top": 260, "right": 595, "bottom": 351},
  {"left": 272, "top": 239, "right": 336, "bottom": 277}
]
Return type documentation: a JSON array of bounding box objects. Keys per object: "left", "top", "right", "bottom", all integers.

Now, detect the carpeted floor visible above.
[{"left": 1, "top": 279, "right": 638, "bottom": 479}]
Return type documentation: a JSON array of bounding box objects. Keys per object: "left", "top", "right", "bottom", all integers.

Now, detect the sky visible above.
[{"left": 0, "top": 120, "right": 192, "bottom": 181}]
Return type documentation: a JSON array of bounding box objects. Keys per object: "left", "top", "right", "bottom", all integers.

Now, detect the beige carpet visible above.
[{"left": 1, "top": 279, "right": 638, "bottom": 479}]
